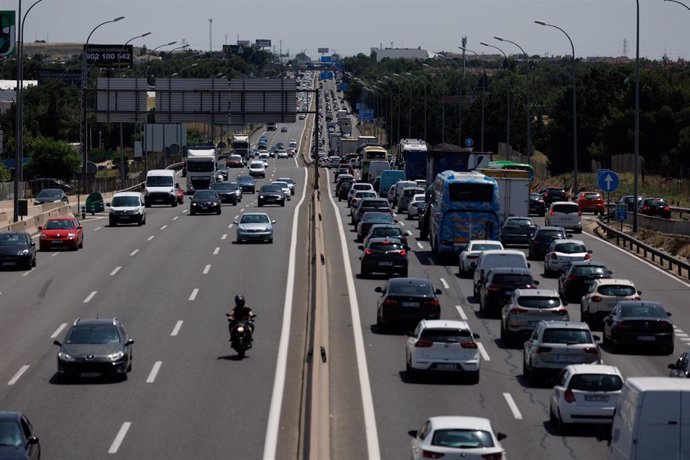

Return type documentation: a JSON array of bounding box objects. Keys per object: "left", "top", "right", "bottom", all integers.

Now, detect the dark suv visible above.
[
  {"left": 359, "top": 237, "right": 408, "bottom": 278},
  {"left": 558, "top": 261, "right": 612, "bottom": 302},
  {"left": 541, "top": 187, "right": 569, "bottom": 205},
  {"left": 479, "top": 267, "right": 539, "bottom": 317},
  {"left": 638, "top": 197, "right": 671, "bottom": 219},
  {"left": 352, "top": 198, "right": 392, "bottom": 226},
  {"left": 528, "top": 226, "right": 568, "bottom": 260}
]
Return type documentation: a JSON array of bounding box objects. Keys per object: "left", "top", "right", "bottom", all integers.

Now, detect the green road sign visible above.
[{"left": 0, "top": 11, "right": 16, "bottom": 58}]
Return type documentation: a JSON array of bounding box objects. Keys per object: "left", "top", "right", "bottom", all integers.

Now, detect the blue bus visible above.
[
  {"left": 428, "top": 171, "right": 501, "bottom": 256},
  {"left": 398, "top": 139, "right": 427, "bottom": 180}
]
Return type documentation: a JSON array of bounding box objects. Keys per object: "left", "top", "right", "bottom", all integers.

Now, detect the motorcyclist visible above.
[{"left": 226, "top": 295, "right": 255, "bottom": 342}]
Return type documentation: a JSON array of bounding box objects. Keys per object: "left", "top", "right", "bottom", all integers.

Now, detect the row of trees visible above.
[{"left": 341, "top": 54, "right": 690, "bottom": 177}]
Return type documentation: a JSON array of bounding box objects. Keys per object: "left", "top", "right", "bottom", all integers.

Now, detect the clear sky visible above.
[{"left": 5, "top": 0, "right": 690, "bottom": 60}]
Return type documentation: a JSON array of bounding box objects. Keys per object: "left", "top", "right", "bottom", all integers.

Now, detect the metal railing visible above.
[{"left": 596, "top": 218, "right": 690, "bottom": 280}]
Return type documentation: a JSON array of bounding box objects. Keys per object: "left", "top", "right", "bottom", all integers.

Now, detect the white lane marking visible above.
[
  {"left": 264, "top": 145, "right": 315, "bottom": 459},
  {"left": 455, "top": 305, "right": 468, "bottom": 321},
  {"left": 172, "top": 216, "right": 179, "bottom": 221},
  {"left": 51, "top": 323, "right": 68, "bottom": 339},
  {"left": 417, "top": 242, "right": 424, "bottom": 250},
  {"left": 110, "top": 266, "right": 122, "bottom": 276},
  {"left": 406, "top": 230, "right": 413, "bottom": 236},
  {"left": 160, "top": 225, "right": 168, "bottom": 230},
  {"left": 189, "top": 288, "right": 199, "bottom": 301},
  {"left": 94, "top": 226, "right": 102, "bottom": 231},
  {"left": 681, "top": 337, "right": 690, "bottom": 342},
  {"left": 477, "top": 343, "right": 491, "bottom": 362},
  {"left": 228, "top": 224, "right": 234, "bottom": 229},
  {"left": 240, "top": 208, "right": 246, "bottom": 212},
  {"left": 146, "top": 361, "right": 162, "bottom": 383},
  {"left": 440, "top": 278, "right": 449, "bottom": 290},
  {"left": 22, "top": 270, "right": 33, "bottom": 277},
  {"left": 7, "top": 365, "right": 29, "bottom": 386},
  {"left": 182, "top": 209, "right": 187, "bottom": 214},
  {"left": 399, "top": 221, "right": 406, "bottom": 227},
  {"left": 427, "top": 257, "right": 435, "bottom": 265},
  {"left": 51, "top": 252, "right": 59, "bottom": 257},
  {"left": 221, "top": 234, "right": 228, "bottom": 240},
  {"left": 170, "top": 320, "right": 183, "bottom": 336},
  {"left": 83, "top": 291, "right": 97, "bottom": 303},
  {"left": 503, "top": 393, "right": 523, "bottom": 419},
  {"left": 130, "top": 249, "right": 139, "bottom": 256},
  {"left": 676, "top": 332, "right": 689, "bottom": 337},
  {"left": 147, "top": 235, "right": 155, "bottom": 241},
  {"left": 213, "top": 247, "right": 220, "bottom": 255},
  {"left": 107, "top": 422, "right": 131, "bottom": 454},
  {"left": 203, "top": 264, "right": 211, "bottom": 274}
]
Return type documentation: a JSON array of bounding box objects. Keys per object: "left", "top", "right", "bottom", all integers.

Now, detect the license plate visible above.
[
  {"left": 2, "top": 262, "right": 14, "bottom": 266},
  {"left": 436, "top": 363, "right": 457, "bottom": 370},
  {"left": 638, "top": 336, "right": 655, "bottom": 341},
  {"left": 556, "top": 355, "right": 581, "bottom": 363},
  {"left": 585, "top": 394, "right": 609, "bottom": 402},
  {"left": 379, "top": 261, "right": 393, "bottom": 266},
  {"left": 80, "top": 372, "right": 100, "bottom": 378},
  {"left": 52, "top": 241, "right": 63, "bottom": 245},
  {"left": 401, "top": 302, "right": 419, "bottom": 307}
]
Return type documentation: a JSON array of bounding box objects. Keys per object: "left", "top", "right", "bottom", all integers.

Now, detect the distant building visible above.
[{"left": 371, "top": 47, "right": 429, "bottom": 62}]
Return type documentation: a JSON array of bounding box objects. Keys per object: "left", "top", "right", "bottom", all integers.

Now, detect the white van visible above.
[
  {"left": 610, "top": 377, "right": 690, "bottom": 460},
  {"left": 144, "top": 169, "right": 178, "bottom": 207},
  {"left": 109, "top": 192, "right": 146, "bottom": 226},
  {"left": 545, "top": 201, "right": 582, "bottom": 233},
  {"left": 472, "top": 249, "right": 530, "bottom": 299}
]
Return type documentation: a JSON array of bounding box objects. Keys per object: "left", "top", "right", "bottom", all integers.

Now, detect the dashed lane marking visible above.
[
  {"left": 160, "top": 225, "right": 168, "bottom": 230},
  {"left": 417, "top": 242, "right": 424, "bottom": 250},
  {"left": 213, "top": 247, "right": 220, "bottom": 255},
  {"left": 189, "top": 288, "right": 199, "bottom": 301},
  {"left": 503, "top": 393, "right": 523, "bottom": 420},
  {"left": 221, "top": 234, "right": 228, "bottom": 240},
  {"left": 203, "top": 264, "right": 211, "bottom": 274},
  {"left": 147, "top": 235, "right": 155, "bottom": 241},
  {"left": 107, "top": 422, "right": 131, "bottom": 454},
  {"left": 146, "top": 361, "right": 162, "bottom": 383},
  {"left": 83, "top": 291, "right": 97, "bottom": 303},
  {"left": 477, "top": 343, "right": 491, "bottom": 361},
  {"left": 51, "top": 323, "right": 68, "bottom": 339},
  {"left": 130, "top": 249, "right": 139, "bottom": 256},
  {"left": 440, "top": 278, "right": 449, "bottom": 290},
  {"left": 7, "top": 365, "right": 29, "bottom": 386},
  {"left": 110, "top": 266, "right": 122, "bottom": 276},
  {"left": 171, "top": 321, "right": 183, "bottom": 336},
  {"left": 455, "top": 305, "right": 468, "bottom": 321}
]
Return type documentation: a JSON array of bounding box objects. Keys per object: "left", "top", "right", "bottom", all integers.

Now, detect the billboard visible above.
[
  {"left": 317, "top": 47, "right": 329, "bottom": 54},
  {"left": 229, "top": 78, "right": 296, "bottom": 124},
  {"left": 255, "top": 39, "right": 271, "bottom": 48},
  {"left": 85, "top": 44, "right": 134, "bottom": 68},
  {"left": 0, "top": 11, "right": 16, "bottom": 57},
  {"left": 237, "top": 40, "right": 250, "bottom": 46},
  {"left": 223, "top": 44, "right": 247, "bottom": 56}
]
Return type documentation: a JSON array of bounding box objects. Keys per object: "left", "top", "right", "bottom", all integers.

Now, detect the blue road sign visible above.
[
  {"left": 597, "top": 169, "right": 619, "bottom": 193},
  {"left": 615, "top": 204, "right": 628, "bottom": 221}
]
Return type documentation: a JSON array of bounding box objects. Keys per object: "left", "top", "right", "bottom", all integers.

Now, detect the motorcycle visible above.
[{"left": 227, "top": 314, "right": 256, "bottom": 359}]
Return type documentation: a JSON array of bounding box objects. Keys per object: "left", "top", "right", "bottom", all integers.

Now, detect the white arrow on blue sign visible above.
[{"left": 597, "top": 169, "right": 619, "bottom": 193}]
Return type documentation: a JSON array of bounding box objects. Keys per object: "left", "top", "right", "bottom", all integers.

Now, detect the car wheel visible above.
[
  {"left": 401, "top": 268, "right": 408, "bottom": 277},
  {"left": 468, "top": 370, "right": 480, "bottom": 384},
  {"left": 500, "top": 322, "right": 510, "bottom": 343},
  {"left": 663, "top": 344, "right": 675, "bottom": 355},
  {"left": 406, "top": 359, "right": 417, "bottom": 381},
  {"left": 172, "top": 199, "right": 177, "bottom": 207},
  {"left": 527, "top": 363, "right": 539, "bottom": 387},
  {"left": 360, "top": 265, "right": 368, "bottom": 278},
  {"left": 31, "top": 256, "right": 36, "bottom": 268},
  {"left": 109, "top": 218, "right": 116, "bottom": 227},
  {"left": 281, "top": 201, "right": 285, "bottom": 207},
  {"left": 217, "top": 208, "right": 222, "bottom": 215},
  {"left": 258, "top": 201, "right": 263, "bottom": 207},
  {"left": 137, "top": 216, "right": 143, "bottom": 226},
  {"left": 190, "top": 209, "right": 196, "bottom": 215},
  {"left": 145, "top": 199, "right": 151, "bottom": 208}
]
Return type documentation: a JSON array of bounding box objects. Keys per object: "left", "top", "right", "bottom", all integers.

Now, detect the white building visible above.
[{"left": 371, "top": 47, "right": 429, "bottom": 62}]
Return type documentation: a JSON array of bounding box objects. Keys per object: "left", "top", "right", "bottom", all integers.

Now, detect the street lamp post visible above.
[
  {"left": 376, "top": 80, "right": 394, "bottom": 146},
  {"left": 436, "top": 54, "right": 462, "bottom": 144},
  {"left": 480, "top": 42, "right": 511, "bottom": 149},
  {"left": 458, "top": 47, "right": 487, "bottom": 152},
  {"left": 14, "top": 0, "right": 46, "bottom": 222},
  {"left": 494, "top": 36, "right": 531, "bottom": 162},
  {"left": 80, "top": 16, "right": 125, "bottom": 212},
  {"left": 535, "top": 20, "right": 578, "bottom": 193},
  {"left": 384, "top": 75, "right": 402, "bottom": 144},
  {"left": 633, "top": 0, "right": 641, "bottom": 232},
  {"left": 393, "top": 73, "right": 412, "bottom": 138},
  {"left": 405, "top": 72, "right": 427, "bottom": 141}
]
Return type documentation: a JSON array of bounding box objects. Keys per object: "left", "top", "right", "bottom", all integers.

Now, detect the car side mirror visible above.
[
  {"left": 497, "top": 432, "right": 507, "bottom": 441},
  {"left": 637, "top": 290, "right": 642, "bottom": 295},
  {"left": 592, "top": 335, "right": 601, "bottom": 342},
  {"left": 435, "top": 289, "right": 443, "bottom": 295},
  {"left": 587, "top": 250, "right": 593, "bottom": 254},
  {"left": 527, "top": 262, "right": 531, "bottom": 268},
  {"left": 53, "top": 340, "right": 61, "bottom": 346},
  {"left": 272, "top": 220, "right": 276, "bottom": 224},
  {"left": 669, "top": 363, "right": 678, "bottom": 370},
  {"left": 30, "top": 241, "right": 35, "bottom": 247},
  {"left": 126, "top": 338, "right": 134, "bottom": 345},
  {"left": 562, "top": 301, "right": 569, "bottom": 306},
  {"left": 27, "top": 436, "right": 39, "bottom": 445},
  {"left": 406, "top": 330, "right": 415, "bottom": 337},
  {"left": 106, "top": 202, "right": 111, "bottom": 207},
  {"left": 77, "top": 226, "right": 83, "bottom": 230},
  {"left": 473, "top": 333, "right": 480, "bottom": 339},
  {"left": 667, "top": 312, "right": 673, "bottom": 317},
  {"left": 407, "top": 430, "right": 418, "bottom": 438},
  {"left": 233, "top": 219, "right": 238, "bottom": 224},
  {"left": 374, "top": 286, "right": 383, "bottom": 293},
  {"left": 533, "top": 280, "right": 540, "bottom": 285},
  {"left": 609, "top": 271, "right": 614, "bottom": 275},
  {"left": 175, "top": 183, "right": 180, "bottom": 188},
  {"left": 358, "top": 245, "right": 364, "bottom": 250},
  {"left": 38, "top": 226, "right": 43, "bottom": 231}
]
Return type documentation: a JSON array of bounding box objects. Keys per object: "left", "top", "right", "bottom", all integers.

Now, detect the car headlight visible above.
[
  {"left": 107, "top": 351, "right": 125, "bottom": 361},
  {"left": 17, "top": 249, "right": 29, "bottom": 256},
  {"left": 169, "top": 189, "right": 175, "bottom": 195},
  {"left": 58, "top": 351, "right": 75, "bottom": 362},
  {"left": 192, "top": 202, "right": 198, "bottom": 206},
  {"left": 67, "top": 233, "right": 76, "bottom": 239},
  {"left": 259, "top": 195, "right": 265, "bottom": 199}
]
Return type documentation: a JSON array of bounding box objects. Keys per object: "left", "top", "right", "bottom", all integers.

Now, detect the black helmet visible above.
[{"left": 234, "top": 295, "right": 245, "bottom": 308}]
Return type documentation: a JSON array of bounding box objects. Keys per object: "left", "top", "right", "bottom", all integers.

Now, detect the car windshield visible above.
[
  {"left": 273, "top": 182, "right": 288, "bottom": 188},
  {"left": 65, "top": 325, "right": 121, "bottom": 344},
  {"left": 237, "top": 176, "right": 252, "bottom": 183},
  {"left": 146, "top": 176, "right": 173, "bottom": 187},
  {"left": 517, "top": 296, "right": 561, "bottom": 308},
  {"left": 598, "top": 285, "right": 636, "bottom": 296},
  {"left": 362, "top": 213, "right": 394, "bottom": 223},
  {"left": 431, "top": 429, "right": 495, "bottom": 449},
  {"left": 372, "top": 228, "right": 402, "bottom": 238},
  {"left": 194, "top": 191, "right": 217, "bottom": 200},
  {"left": 505, "top": 218, "right": 533, "bottom": 227},
  {"left": 356, "top": 192, "right": 376, "bottom": 198},
  {"left": 210, "top": 183, "right": 233, "bottom": 190},
  {"left": 493, "top": 274, "right": 533, "bottom": 285},
  {"left": 45, "top": 219, "right": 76, "bottom": 230},
  {"left": 420, "top": 328, "right": 473, "bottom": 342},
  {"left": 387, "top": 280, "right": 433, "bottom": 296},
  {"left": 0, "top": 421, "right": 22, "bottom": 447},
  {"left": 362, "top": 200, "right": 389, "bottom": 208},
  {"left": 111, "top": 196, "right": 140, "bottom": 207},
  {"left": 0, "top": 233, "right": 28, "bottom": 246},
  {"left": 553, "top": 204, "right": 579, "bottom": 213},
  {"left": 38, "top": 189, "right": 61, "bottom": 198},
  {"left": 537, "top": 230, "right": 564, "bottom": 240},
  {"left": 240, "top": 214, "right": 269, "bottom": 224},
  {"left": 573, "top": 265, "right": 608, "bottom": 276},
  {"left": 584, "top": 193, "right": 601, "bottom": 199},
  {"left": 554, "top": 243, "right": 587, "bottom": 253},
  {"left": 353, "top": 184, "right": 371, "bottom": 191},
  {"left": 250, "top": 163, "right": 264, "bottom": 169},
  {"left": 261, "top": 185, "right": 282, "bottom": 193},
  {"left": 620, "top": 304, "right": 667, "bottom": 318},
  {"left": 648, "top": 199, "right": 667, "bottom": 206},
  {"left": 542, "top": 328, "right": 593, "bottom": 344},
  {"left": 569, "top": 374, "right": 623, "bottom": 392},
  {"left": 470, "top": 243, "right": 503, "bottom": 251}
]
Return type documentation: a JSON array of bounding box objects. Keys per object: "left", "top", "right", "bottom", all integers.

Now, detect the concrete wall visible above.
[
  {"left": 0, "top": 203, "right": 72, "bottom": 234},
  {"left": 621, "top": 213, "right": 690, "bottom": 236}
]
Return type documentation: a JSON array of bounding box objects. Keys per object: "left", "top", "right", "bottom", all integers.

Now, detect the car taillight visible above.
[
  {"left": 555, "top": 308, "right": 568, "bottom": 315},
  {"left": 422, "top": 450, "right": 445, "bottom": 459},
  {"left": 584, "top": 253, "right": 591, "bottom": 260},
  {"left": 660, "top": 322, "right": 674, "bottom": 330},
  {"left": 510, "top": 307, "right": 529, "bottom": 314},
  {"left": 536, "top": 346, "right": 552, "bottom": 353},
  {"left": 526, "top": 284, "right": 538, "bottom": 289},
  {"left": 415, "top": 339, "right": 433, "bottom": 348},
  {"left": 584, "top": 346, "right": 599, "bottom": 354},
  {"left": 550, "top": 210, "right": 555, "bottom": 216},
  {"left": 382, "top": 299, "right": 399, "bottom": 307},
  {"left": 481, "top": 453, "right": 503, "bottom": 460},
  {"left": 399, "top": 249, "right": 407, "bottom": 257},
  {"left": 616, "top": 321, "right": 631, "bottom": 329},
  {"left": 364, "top": 249, "right": 373, "bottom": 255},
  {"left": 424, "top": 299, "right": 440, "bottom": 308},
  {"left": 632, "top": 295, "right": 641, "bottom": 300},
  {"left": 487, "top": 284, "right": 501, "bottom": 292},
  {"left": 567, "top": 275, "right": 577, "bottom": 282},
  {"left": 664, "top": 206, "right": 671, "bottom": 212},
  {"left": 578, "top": 210, "right": 582, "bottom": 216},
  {"left": 461, "top": 341, "right": 478, "bottom": 349},
  {"left": 591, "top": 295, "right": 602, "bottom": 302},
  {"left": 643, "top": 206, "right": 650, "bottom": 211},
  {"left": 563, "top": 388, "right": 576, "bottom": 403}
]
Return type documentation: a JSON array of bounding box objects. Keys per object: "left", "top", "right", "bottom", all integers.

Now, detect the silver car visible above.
[
  {"left": 501, "top": 288, "right": 569, "bottom": 343},
  {"left": 271, "top": 181, "right": 292, "bottom": 201},
  {"left": 234, "top": 212, "right": 275, "bottom": 244}
]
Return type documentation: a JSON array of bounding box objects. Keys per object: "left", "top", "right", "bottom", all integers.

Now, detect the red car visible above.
[
  {"left": 39, "top": 217, "right": 84, "bottom": 250},
  {"left": 576, "top": 191, "right": 605, "bottom": 215}
]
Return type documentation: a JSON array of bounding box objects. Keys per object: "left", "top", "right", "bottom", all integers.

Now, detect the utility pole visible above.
[
  {"left": 459, "top": 36, "right": 466, "bottom": 146},
  {"left": 208, "top": 19, "right": 212, "bottom": 52}
]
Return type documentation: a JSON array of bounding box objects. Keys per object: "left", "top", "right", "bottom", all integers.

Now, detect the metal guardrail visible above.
[{"left": 596, "top": 218, "right": 690, "bottom": 280}]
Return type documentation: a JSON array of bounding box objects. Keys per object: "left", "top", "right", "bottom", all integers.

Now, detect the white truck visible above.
[
  {"left": 231, "top": 134, "right": 250, "bottom": 160},
  {"left": 185, "top": 147, "right": 217, "bottom": 193},
  {"left": 480, "top": 169, "right": 530, "bottom": 224},
  {"left": 329, "top": 133, "right": 341, "bottom": 153}
]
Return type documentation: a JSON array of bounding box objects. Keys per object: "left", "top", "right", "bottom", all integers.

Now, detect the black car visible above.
[
  {"left": 210, "top": 182, "right": 238, "bottom": 205},
  {"left": 375, "top": 277, "right": 441, "bottom": 331},
  {"left": 359, "top": 237, "right": 408, "bottom": 278},
  {"left": 352, "top": 198, "right": 392, "bottom": 226},
  {"left": 541, "top": 187, "right": 569, "bottom": 205},
  {"left": 528, "top": 226, "right": 567, "bottom": 260},
  {"left": 190, "top": 190, "right": 222, "bottom": 215},
  {"left": 236, "top": 175, "right": 256, "bottom": 194},
  {"left": 258, "top": 184, "right": 285, "bottom": 207},
  {"left": 34, "top": 187, "right": 69, "bottom": 205},
  {"left": 500, "top": 217, "right": 537, "bottom": 246},
  {"left": 0, "top": 232, "right": 36, "bottom": 270},
  {"left": 618, "top": 195, "right": 643, "bottom": 212},
  {"left": 357, "top": 212, "right": 396, "bottom": 242},
  {"left": 337, "top": 179, "right": 355, "bottom": 201},
  {"left": 0, "top": 411, "right": 40, "bottom": 459},
  {"left": 479, "top": 267, "right": 539, "bottom": 317},
  {"left": 529, "top": 192, "right": 546, "bottom": 216},
  {"left": 558, "top": 261, "right": 612, "bottom": 302},
  {"left": 53, "top": 318, "right": 134, "bottom": 381},
  {"left": 603, "top": 301, "right": 674, "bottom": 354},
  {"left": 638, "top": 197, "right": 671, "bottom": 218}
]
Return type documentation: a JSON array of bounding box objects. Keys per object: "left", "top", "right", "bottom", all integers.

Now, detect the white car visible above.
[
  {"left": 347, "top": 182, "right": 374, "bottom": 205},
  {"left": 544, "top": 239, "right": 591, "bottom": 276},
  {"left": 271, "top": 181, "right": 291, "bottom": 200},
  {"left": 248, "top": 161, "right": 266, "bottom": 178},
  {"left": 549, "top": 364, "right": 623, "bottom": 433},
  {"left": 545, "top": 201, "right": 582, "bottom": 233},
  {"left": 277, "top": 177, "right": 295, "bottom": 195},
  {"left": 406, "top": 193, "right": 426, "bottom": 219},
  {"left": 109, "top": 191, "right": 146, "bottom": 226},
  {"left": 276, "top": 149, "right": 288, "bottom": 159},
  {"left": 458, "top": 240, "right": 504, "bottom": 277},
  {"left": 580, "top": 278, "right": 640, "bottom": 328},
  {"left": 350, "top": 191, "right": 377, "bottom": 214},
  {"left": 410, "top": 416, "right": 507, "bottom": 460},
  {"left": 406, "top": 319, "right": 481, "bottom": 383},
  {"left": 288, "top": 139, "right": 297, "bottom": 149}
]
